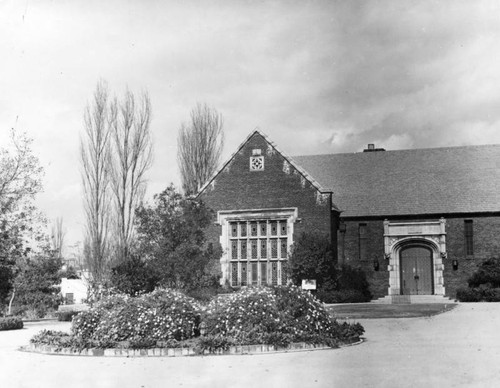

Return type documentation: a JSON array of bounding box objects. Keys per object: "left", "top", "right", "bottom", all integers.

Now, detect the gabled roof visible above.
[
  {"left": 197, "top": 130, "right": 335, "bottom": 200},
  {"left": 293, "top": 144, "right": 500, "bottom": 218}
]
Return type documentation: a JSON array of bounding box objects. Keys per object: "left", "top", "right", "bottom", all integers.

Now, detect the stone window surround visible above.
[
  {"left": 217, "top": 207, "right": 299, "bottom": 286},
  {"left": 384, "top": 219, "right": 446, "bottom": 296}
]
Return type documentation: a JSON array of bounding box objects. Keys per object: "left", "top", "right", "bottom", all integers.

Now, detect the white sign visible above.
[{"left": 301, "top": 279, "right": 317, "bottom": 290}]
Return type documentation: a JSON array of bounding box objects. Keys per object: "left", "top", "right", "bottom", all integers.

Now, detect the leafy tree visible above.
[
  {"left": 10, "top": 254, "right": 63, "bottom": 318},
  {"left": 288, "top": 232, "right": 371, "bottom": 303},
  {"left": 177, "top": 103, "right": 224, "bottom": 195},
  {"left": 110, "top": 255, "right": 159, "bottom": 296},
  {"left": 134, "top": 184, "right": 221, "bottom": 291},
  {"left": 287, "top": 232, "right": 336, "bottom": 289},
  {"left": 0, "top": 129, "right": 44, "bottom": 309}
]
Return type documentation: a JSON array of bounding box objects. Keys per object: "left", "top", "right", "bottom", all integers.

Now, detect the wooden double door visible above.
[{"left": 400, "top": 246, "right": 434, "bottom": 295}]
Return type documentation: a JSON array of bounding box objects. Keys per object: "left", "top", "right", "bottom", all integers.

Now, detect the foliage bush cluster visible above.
[
  {"left": 31, "top": 285, "right": 364, "bottom": 352},
  {"left": 56, "top": 310, "right": 80, "bottom": 322},
  {"left": 203, "top": 285, "right": 364, "bottom": 349},
  {"left": 288, "top": 232, "right": 372, "bottom": 303},
  {"left": 456, "top": 258, "right": 500, "bottom": 302},
  {"left": 0, "top": 316, "right": 23, "bottom": 331},
  {"left": 71, "top": 289, "right": 201, "bottom": 348}
]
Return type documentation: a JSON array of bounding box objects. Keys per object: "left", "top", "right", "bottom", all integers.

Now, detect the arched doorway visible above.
[{"left": 400, "top": 245, "right": 434, "bottom": 295}]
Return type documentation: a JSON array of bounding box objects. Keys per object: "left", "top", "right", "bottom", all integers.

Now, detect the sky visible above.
[{"left": 2, "top": 0, "right": 500, "bottom": 255}]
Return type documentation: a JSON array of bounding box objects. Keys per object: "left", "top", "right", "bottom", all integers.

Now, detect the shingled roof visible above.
[{"left": 292, "top": 144, "right": 500, "bottom": 218}]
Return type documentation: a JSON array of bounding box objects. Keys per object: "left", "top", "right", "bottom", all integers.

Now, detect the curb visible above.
[{"left": 20, "top": 339, "right": 363, "bottom": 358}]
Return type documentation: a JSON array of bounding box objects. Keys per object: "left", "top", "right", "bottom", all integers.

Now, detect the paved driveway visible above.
[{"left": 1, "top": 303, "right": 500, "bottom": 388}]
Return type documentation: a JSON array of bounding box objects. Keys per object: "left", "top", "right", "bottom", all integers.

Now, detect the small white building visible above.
[{"left": 60, "top": 273, "right": 90, "bottom": 304}]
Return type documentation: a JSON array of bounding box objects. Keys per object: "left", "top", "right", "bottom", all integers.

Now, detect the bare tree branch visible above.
[
  {"left": 177, "top": 103, "right": 224, "bottom": 195},
  {"left": 50, "top": 217, "right": 66, "bottom": 259},
  {"left": 80, "top": 80, "right": 112, "bottom": 286},
  {"left": 108, "top": 88, "right": 153, "bottom": 263}
]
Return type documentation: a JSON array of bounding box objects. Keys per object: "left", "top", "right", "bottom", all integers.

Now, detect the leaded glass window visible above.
[
  {"left": 231, "top": 241, "right": 238, "bottom": 260},
  {"left": 261, "top": 240, "right": 267, "bottom": 258},
  {"left": 231, "top": 263, "right": 238, "bottom": 287},
  {"left": 228, "top": 220, "right": 290, "bottom": 287},
  {"left": 251, "top": 240, "right": 257, "bottom": 259},
  {"left": 251, "top": 262, "right": 258, "bottom": 285},
  {"left": 271, "top": 222, "right": 277, "bottom": 236},
  {"left": 241, "top": 262, "right": 247, "bottom": 286},
  {"left": 280, "top": 238, "right": 287, "bottom": 258},
  {"left": 271, "top": 239, "right": 278, "bottom": 258},
  {"left": 251, "top": 222, "right": 257, "bottom": 236},
  {"left": 280, "top": 221, "right": 287, "bottom": 235},
  {"left": 271, "top": 262, "right": 278, "bottom": 285},
  {"left": 261, "top": 262, "right": 267, "bottom": 284},
  {"left": 241, "top": 241, "right": 247, "bottom": 260}
]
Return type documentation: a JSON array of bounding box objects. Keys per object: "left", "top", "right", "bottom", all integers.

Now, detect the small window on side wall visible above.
[
  {"left": 359, "top": 223, "right": 368, "bottom": 261},
  {"left": 464, "top": 220, "right": 474, "bottom": 256}
]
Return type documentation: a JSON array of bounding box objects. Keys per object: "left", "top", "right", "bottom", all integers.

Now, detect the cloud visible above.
[{"left": 2, "top": 0, "right": 500, "bottom": 250}]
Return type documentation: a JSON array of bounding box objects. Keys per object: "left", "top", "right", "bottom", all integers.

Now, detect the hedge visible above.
[{"left": 0, "top": 317, "right": 24, "bottom": 331}]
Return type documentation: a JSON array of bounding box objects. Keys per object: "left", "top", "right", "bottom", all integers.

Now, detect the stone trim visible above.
[
  {"left": 20, "top": 340, "right": 362, "bottom": 357},
  {"left": 384, "top": 218, "right": 446, "bottom": 296},
  {"left": 217, "top": 208, "right": 298, "bottom": 286}
]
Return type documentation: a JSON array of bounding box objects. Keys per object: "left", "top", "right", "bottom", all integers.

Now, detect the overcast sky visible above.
[{"left": 2, "top": 0, "right": 500, "bottom": 254}]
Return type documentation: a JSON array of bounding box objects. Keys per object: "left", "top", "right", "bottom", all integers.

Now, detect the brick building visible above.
[{"left": 198, "top": 130, "right": 500, "bottom": 300}]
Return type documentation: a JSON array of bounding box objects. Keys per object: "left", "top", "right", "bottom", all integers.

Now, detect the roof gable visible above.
[{"left": 197, "top": 130, "right": 334, "bottom": 200}]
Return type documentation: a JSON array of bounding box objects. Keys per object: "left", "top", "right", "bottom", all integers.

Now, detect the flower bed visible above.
[{"left": 29, "top": 286, "right": 364, "bottom": 355}]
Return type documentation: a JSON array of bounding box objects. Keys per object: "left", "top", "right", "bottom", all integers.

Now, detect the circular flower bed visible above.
[
  {"left": 29, "top": 286, "right": 364, "bottom": 354},
  {"left": 200, "top": 285, "right": 363, "bottom": 351}
]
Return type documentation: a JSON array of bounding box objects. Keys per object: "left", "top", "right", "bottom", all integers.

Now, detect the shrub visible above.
[
  {"left": 110, "top": 255, "right": 159, "bottom": 296},
  {"left": 56, "top": 310, "right": 80, "bottom": 322},
  {"left": 196, "top": 335, "right": 235, "bottom": 353},
  {"left": 30, "top": 330, "right": 72, "bottom": 347},
  {"left": 336, "top": 265, "right": 372, "bottom": 300},
  {"left": 72, "top": 289, "right": 201, "bottom": 348},
  {"left": 481, "top": 287, "right": 500, "bottom": 302},
  {"left": 0, "top": 316, "right": 23, "bottom": 331},
  {"left": 31, "top": 286, "right": 364, "bottom": 352},
  {"left": 455, "top": 258, "right": 500, "bottom": 302},
  {"left": 317, "top": 289, "right": 369, "bottom": 304},
  {"left": 468, "top": 257, "right": 500, "bottom": 288},
  {"left": 203, "top": 285, "right": 364, "bottom": 348},
  {"left": 287, "top": 232, "right": 336, "bottom": 288},
  {"left": 456, "top": 286, "right": 500, "bottom": 302}
]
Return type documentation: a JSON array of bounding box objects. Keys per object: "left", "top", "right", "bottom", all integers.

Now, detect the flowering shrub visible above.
[
  {"left": 31, "top": 285, "right": 364, "bottom": 351},
  {"left": 203, "top": 285, "right": 364, "bottom": 347},
  {"left": 71, "top": 289, "right": 201, "bottom": 348},
  {"left": 30, "top": 330, "right": 73, "bottom": 347}
]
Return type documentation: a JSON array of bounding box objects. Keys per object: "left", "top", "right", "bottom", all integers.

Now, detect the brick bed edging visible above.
[{"left": 20, "top": 339, "right": 363, "bottom": 357}]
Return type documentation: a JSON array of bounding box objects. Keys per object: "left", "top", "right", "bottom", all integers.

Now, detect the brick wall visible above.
[
  {"left": 199, "top": 132, "right": 338, "bottom": 282},
  {"left": 340, "top": 215, "right": 500, "bottom": 299},
  {"left": 443, "top": 216, "right": 500, "bottom": 298},
  {"left": 339, "top": 220, "right": 388, "bottom": 298}
]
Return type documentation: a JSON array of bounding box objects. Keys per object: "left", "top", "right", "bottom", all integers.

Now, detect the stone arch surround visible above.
[{"left": 384, "top": 219, "right": 446, "bottom": 296}]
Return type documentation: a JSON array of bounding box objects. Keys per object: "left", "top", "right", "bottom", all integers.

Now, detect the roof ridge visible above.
[{"left": 292, "top": 143, "right": 500, "bottom": 158}]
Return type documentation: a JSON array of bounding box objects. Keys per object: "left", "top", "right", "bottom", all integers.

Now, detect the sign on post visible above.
[{"left": 301, "top": 279, "right": 317, "bottom": 290}]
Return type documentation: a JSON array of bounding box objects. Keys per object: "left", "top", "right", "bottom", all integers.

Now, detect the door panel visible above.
[{"left": 400, "top": 246, "right": 433, "bottom": 295}]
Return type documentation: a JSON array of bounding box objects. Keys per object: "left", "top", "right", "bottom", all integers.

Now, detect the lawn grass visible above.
[{"left": 326, "top": 303, "right": 457, "bottom": 319}]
